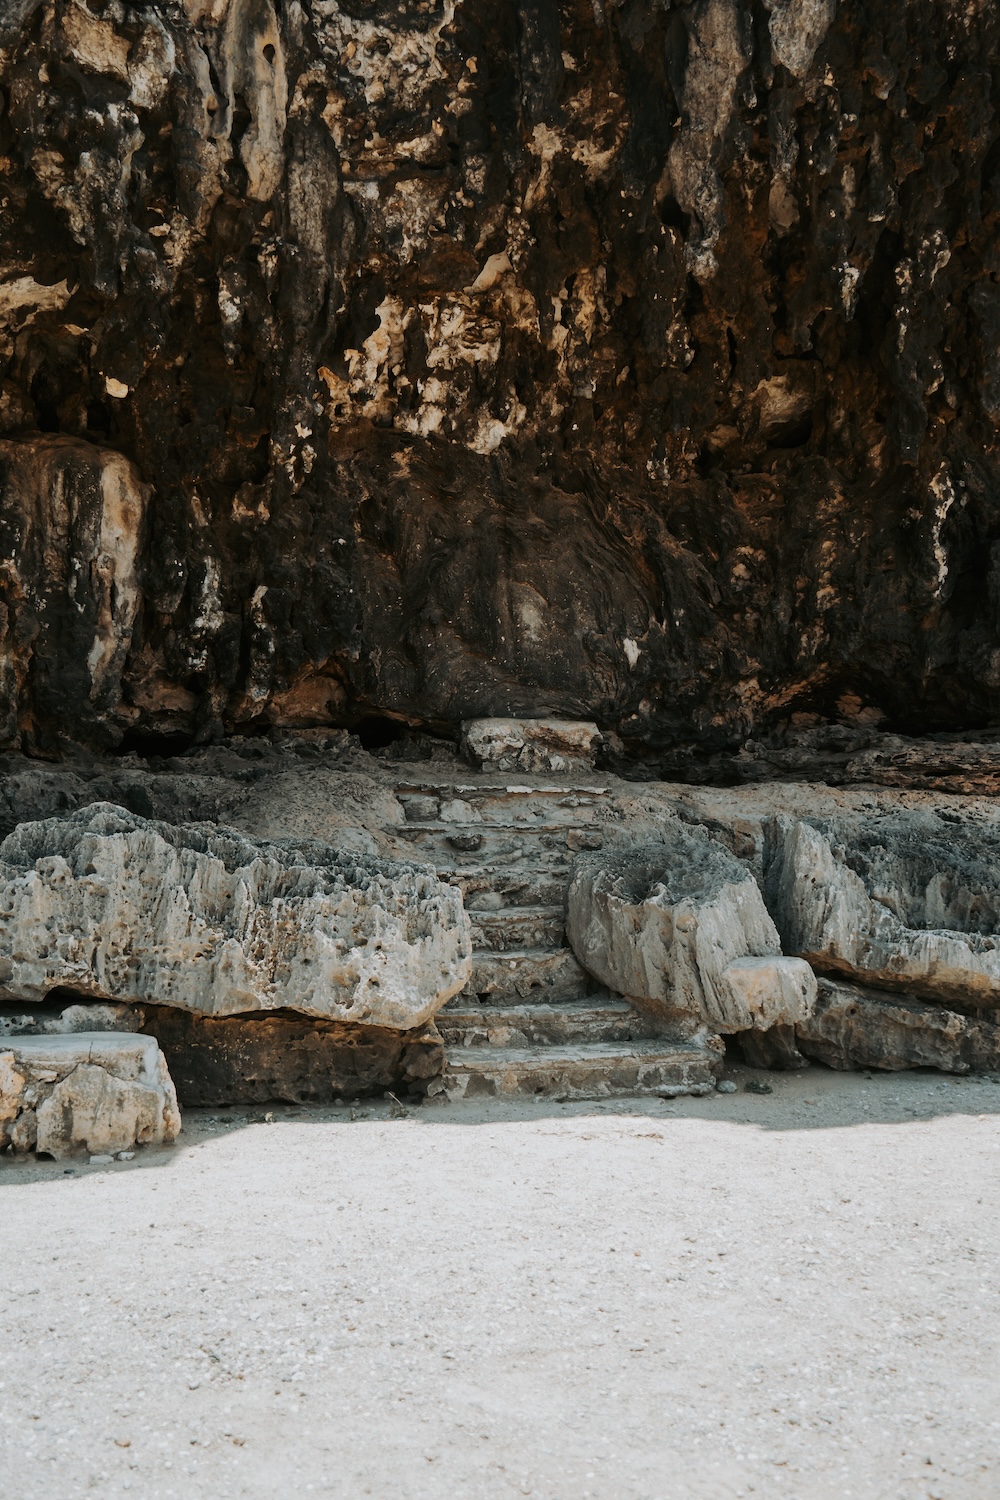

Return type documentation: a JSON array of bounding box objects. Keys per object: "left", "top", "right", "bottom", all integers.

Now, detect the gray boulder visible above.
[
  {"left": 566, "top": 826, "right": 816, "bottom": 1034},
  {"left": 771, "top": 812, "right": 1000, "bottom": 1006},
  {"left": 461, "top": 718, "right": 601, "bottom": 773},
  {"left": 0, "top": 804, "right": 471, "bottom": 1029}
]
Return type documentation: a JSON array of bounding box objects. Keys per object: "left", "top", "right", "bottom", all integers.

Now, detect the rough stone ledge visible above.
[
  {"left": 770, "top": 811, "right": 1000, "bottom": 1007},
  {"left": 796, "top": 978, "right": 1000, "bottom": 1075},
  {"left": 0, "top": 802, "right": 471, "bottom": 1029}
]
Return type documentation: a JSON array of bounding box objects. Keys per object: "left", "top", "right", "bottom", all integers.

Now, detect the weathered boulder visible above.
[
  {"left": 566, "top": 828, "right": 816, "bottom": 1034},
  {"left": 771, "top": 812, "right": 1000, "bottom": 1007},
  {"left": 461, "top": 718, "right": 601, "bottom": 773},
  {"left": 0, "top": 1032, "right": 180, "bottom": 1158},
  {"left": 0, "top": 803, "right": 472, "bottom": 1028},
  {"left": 796, "top": 977, "right": 1000, "bottom": 1074}
]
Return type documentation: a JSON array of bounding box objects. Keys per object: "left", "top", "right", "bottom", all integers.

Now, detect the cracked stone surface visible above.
[
  {"left": 0, "top": 3, "right": 998, "bottom": 756},
  {"left": 769, "top": 810, "right": 1000, "bottom": 1007},
  {"left": 0, "top": 801, "right": 472, "bottom": 1028},
  {"left": 566, "top": 823, "right": 816, "bottom": 1034},
  {"left": 0, "top": 1031, "right": 180, "bottom": 1157}
]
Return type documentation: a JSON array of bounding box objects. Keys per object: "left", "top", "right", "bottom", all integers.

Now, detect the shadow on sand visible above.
[{"left": 3, "top": 1056, "right": 1000, "bottom": 1187}]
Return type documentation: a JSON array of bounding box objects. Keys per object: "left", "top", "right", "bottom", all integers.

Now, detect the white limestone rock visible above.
[
  {"left": 771, "top": 812, "right": 1000, "bottom": 1006},
  {"left": 0, "top": 1001, "right": 139, "bottom": 1038},
  {"left": 0, "top": 803, "right": 472, "bottom": 1029},
  {"left": 461, "top": 717, "right": 601, "bottom": 773},
  {"left": 566, "top": 826, "right": 816, "bottom": 1033},
  {"left": 0, "top": 1032, "right": 180, "bottom": 1158}
]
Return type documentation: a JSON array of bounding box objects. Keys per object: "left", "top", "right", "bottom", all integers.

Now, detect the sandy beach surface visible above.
[{"left": 2, "top": 1062, "right": 998, "bottom": 1500}]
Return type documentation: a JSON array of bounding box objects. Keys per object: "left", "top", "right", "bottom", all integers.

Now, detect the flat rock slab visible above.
[
  {"left": 436, "top": 1039, "right": 721, "bottom": 1101},
  {"left": 0, "top": 1032, "right": 180, "bottom": 1158},
  {"left": 0, "top": 803, "right": 471, "bottom": 1029},
  {"left": 461, "top": 719, "right": 601, "bottom": 773},
  {"left": 797, "top": 978, "right": 1000, "bottom": 1074},
  {"left": 771, "top": 811, "right": 1000, "bottom": 1006}
]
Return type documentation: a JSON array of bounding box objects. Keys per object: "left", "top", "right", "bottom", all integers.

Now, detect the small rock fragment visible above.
[{"left": 716, "top": 1079, "right": 737, "bottom": 1093}]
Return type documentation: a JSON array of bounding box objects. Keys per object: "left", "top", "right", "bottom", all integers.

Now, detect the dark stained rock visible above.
[
  {"left": 130, "top": 1006, "right": 444, "bottom": 1107},
  {"left": 734, "top": 1022, "right": 809, "bottom": 1071},
  {"left": 1, "top": 2, "right": 999, "bottom": 756}
]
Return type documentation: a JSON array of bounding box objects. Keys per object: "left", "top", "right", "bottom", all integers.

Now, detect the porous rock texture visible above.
[
  {"left": 461, "top": 717, "right": 601, "bottom": 773},
  {"left": 0, "top": 1031, "right": 180, "bottom": 1157},
  {"left": 0, "top": 801, "right": 472, "bottom": 1027},
  {"left": 566, "top": 824, "right": 816, "bottom": 1033},
  {"left": 1, "top": 2, "right": 999, "bottom": 757},
  {"left": 770, "top": 810, "right": 1000, "bottom": 1007}
]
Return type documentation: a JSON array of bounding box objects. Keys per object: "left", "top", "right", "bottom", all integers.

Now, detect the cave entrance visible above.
[{"left": 355, "top": 715, "right": 410, "bottom": 751}]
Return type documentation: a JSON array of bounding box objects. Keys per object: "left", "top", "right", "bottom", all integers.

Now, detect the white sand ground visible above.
[{"left": 2, "top": 1063, "right": 998, "bottom": 1500}]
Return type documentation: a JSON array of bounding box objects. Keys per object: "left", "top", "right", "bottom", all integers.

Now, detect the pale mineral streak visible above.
[
  {"left": 0, "top": 1032, "right": 180, "bottom": 1158},
  {"left": 0, "top": 803, "right": 472, "bottom": 1029}
]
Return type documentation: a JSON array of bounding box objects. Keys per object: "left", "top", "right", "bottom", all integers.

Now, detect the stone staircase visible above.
[{"left": 388, "top": 781, "right": 719, "bottom": 1100}]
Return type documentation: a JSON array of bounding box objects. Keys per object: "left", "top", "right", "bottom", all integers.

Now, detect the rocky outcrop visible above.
[
  {"left": 461, "top": 718, "right": 601, "bottom": 773},
  {"left": 771, "top": 812, "right": 1000, "bottom": 1008},
  {"left": 566, "top": 826, "right": 816, "bottom": 1034},
  {"left": 796, "top": 977, "right": 1000, "bottom": 1074},
  {"left": 0, "top": 802, "right": 471, "bottom": 1028},
  {"left": 1, "top": 3, "right": 999, "bottom": 755},
  {"left": 0, "top": 1032, "right": 180, "bottom": 1158}
]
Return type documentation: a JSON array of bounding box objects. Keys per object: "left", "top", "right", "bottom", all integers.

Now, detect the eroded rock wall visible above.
[{"left": 1, "top": 2, "right": 999, "bottom": 754}]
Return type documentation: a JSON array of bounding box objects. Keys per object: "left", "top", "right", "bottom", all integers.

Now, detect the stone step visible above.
[
  {"left": 463, "top": 947, "right": 594, "bottom": 1003},
  {"left": 444, "top": 868, "right": 574, "bottom": 908},
  {"left": 436, "top": 998, "right": 645, "bottom": 1048},
  {"left": 395, "top": 785, "right": 609, "bottom": 827},
  {"left": 468, "top": 906, "right": 566, "bottom": 952},
  {"left": 389, "top": 822, "right": 605, "bottom": 858},
  {"left": 435, "top": 1040, "right": 720, "bottom": 1101}
]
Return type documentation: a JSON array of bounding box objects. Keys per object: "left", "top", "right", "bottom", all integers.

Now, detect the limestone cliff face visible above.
[{"left": 1, "top": 0, "right": 999, "bottom": 755}]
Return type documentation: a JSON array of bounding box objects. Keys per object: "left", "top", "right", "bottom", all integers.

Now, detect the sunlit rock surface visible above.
[
  {"left": 566, "top": 825, "right": 816, "bottom": 1033},
  {"left": 771, "top": 812, "right": 1000, "bottom": 1007},
  {"left": 0, "top": 803, "right": 472, "bottom": 1028}
]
